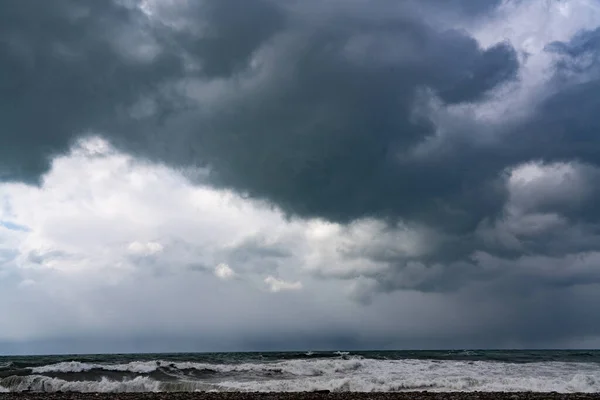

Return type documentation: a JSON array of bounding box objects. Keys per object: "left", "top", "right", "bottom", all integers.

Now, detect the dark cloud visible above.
[
  {"left": 546, "top": 27, "right": 600, "bottom": 75},
  {"left": 325, "top": 27, "right": 600, "bottom": 299},
  {"left": 0, "top": 0, "right": 182, "bottom": 181},
  {"left": 189, "top": 0, "right": 285, "bottom": 77},
  {"left": 0, "top": 0, "right": 283, "bottom": 182},
  {"left": 166, "top": 12, "right": 518, "bottom": 233},
  {"left": 0, "top": 0, "right": 518, "bottom": 230},
  {"left": 206, "top": 25, "right": 600, "bottom": 333},
  {"left": 424, "top": 0, "right": 504, "bottom": 15}
]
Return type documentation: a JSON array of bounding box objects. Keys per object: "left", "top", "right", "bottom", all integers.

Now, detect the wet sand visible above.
[{"left": 1, "top": 393, "right": 600, "bottom": 400}]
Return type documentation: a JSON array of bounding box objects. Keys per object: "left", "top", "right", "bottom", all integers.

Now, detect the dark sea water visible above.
[{"left": 1, "top": 350, "right": 599, "bottom": 393}]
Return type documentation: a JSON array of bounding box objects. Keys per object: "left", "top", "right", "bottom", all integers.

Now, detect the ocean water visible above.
[{"left": 0, "top": 350, "right": 599, "bottom": 393}]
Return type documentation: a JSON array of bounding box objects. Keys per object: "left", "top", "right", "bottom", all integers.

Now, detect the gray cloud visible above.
[
  {"left": 219, "top": 235, "right": 293, "bottom": 276},
  {"left": 422, "top": 0, "right": 505, "bottom": 15},
  {"left": 0, "top": 0, "right": 518, "bottom": 230},
  {"left": 0, "top": 0, "right": 282, "bottom": 182},
  {"left": 0, "top": 1, "right": 179, "bottom": 181},
  {"left": 2, "top": 0, "right": 600, "bottom": 351},
  {"left": 186, "top": 33, "right": 517, "bottom": 228}
]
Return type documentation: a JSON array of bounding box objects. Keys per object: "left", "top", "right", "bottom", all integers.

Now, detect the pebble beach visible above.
[{"left": 2, "top": 393, "right": 600, "bottom": 400}]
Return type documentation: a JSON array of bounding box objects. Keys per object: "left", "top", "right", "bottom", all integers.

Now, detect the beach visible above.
[{"left": 2, "top": 392, "right": 600, "bottom": 400}]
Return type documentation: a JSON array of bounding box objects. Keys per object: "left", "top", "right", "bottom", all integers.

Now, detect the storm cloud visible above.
[
  {"left": 0, "top": 0, "right": 519, "bottom": 224},
  {"left": 1, "top": 0, "right": 600, "bottom": 352}
]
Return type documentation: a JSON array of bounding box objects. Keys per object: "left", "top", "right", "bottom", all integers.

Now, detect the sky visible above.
[{"left": 2, "top": 0, "right": 600, "bottom": 355}]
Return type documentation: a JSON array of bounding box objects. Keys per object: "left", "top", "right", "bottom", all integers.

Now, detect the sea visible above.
[{"left": 0, "top": 350, "right": 599, "bottom": 393}]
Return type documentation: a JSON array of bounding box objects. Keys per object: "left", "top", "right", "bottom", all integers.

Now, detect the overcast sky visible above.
[{"left": 2, "top": 0, "right": 600, "bottom": 355}]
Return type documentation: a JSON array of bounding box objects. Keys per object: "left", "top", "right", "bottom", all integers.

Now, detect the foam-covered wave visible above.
[
  {"left": 1, "top": 375, "right": 157, "bottom": 393},
  {"left": 215, "top": 373, "right": 600, "bottom": 393},
  {"left": 1, "top": 357, "right": 600, "bottom": 393},
  {"left": 0, "top": 374, "right": 222, "bottom": 393},
  {"left": 32, "top": 361, "right": 160, "bottom": 374},
  {"left": 29, "top": 358, "right": 364, "bottom": 377},
  {"left": 211, "top": 359, "right": 600, "bottom": 393}
]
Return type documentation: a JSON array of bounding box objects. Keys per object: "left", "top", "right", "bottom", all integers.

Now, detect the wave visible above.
[
  {"left": 1, "top": 375, "right": 161, "bottom": 392},
  {"left": 334, "top": 351, "right": 350, "bottom": 356},
  {"left": 1, "top": 371, "right": 599, "bottom": 393},
  {"left": 0, "top": 358, "right": 599, "bottom": 393},
  {"left": 29, "top": 358, "right": 364, "bottom": 377},
  {"left": 214, "top": 373, "right": 600, "bottom": 393},
  {"left": 0, "top": 362, "right": 12, "bottom": 370},
  {"left": 32, "top": 361, "right": 160, "bottom": 374},
  {"left": 0, "top": 375, "right": 222, "bottom": 393}
]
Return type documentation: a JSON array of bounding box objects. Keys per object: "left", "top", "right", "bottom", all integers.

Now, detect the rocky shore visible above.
[{"left": 1, "top": 393, "right": 600, "bottom": 400}]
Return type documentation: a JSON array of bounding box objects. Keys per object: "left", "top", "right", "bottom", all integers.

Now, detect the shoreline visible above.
[{"left": 1, "top": 393, "right": 600, "bottom": 400}]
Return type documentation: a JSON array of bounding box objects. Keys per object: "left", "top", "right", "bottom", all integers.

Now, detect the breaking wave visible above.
[
  {"left": 29, "top": 358, "right": 364, "bottom": 377},
  {"left": 1, "top": 353, "right": 600, "bottom": 393}
]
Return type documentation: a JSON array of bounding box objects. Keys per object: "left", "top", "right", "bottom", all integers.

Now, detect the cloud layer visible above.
[{"left": 2, "top": 0, "right": 600, "bottom": 352}]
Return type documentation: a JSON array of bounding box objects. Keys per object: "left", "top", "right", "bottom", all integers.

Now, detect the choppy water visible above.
[{"left": 1, "top": 350, "right": 600, "bottom": 393}]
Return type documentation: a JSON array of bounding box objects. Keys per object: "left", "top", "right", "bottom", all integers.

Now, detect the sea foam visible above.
[{"left": 2, "top": 357, "right": 599, "bottom": 393}]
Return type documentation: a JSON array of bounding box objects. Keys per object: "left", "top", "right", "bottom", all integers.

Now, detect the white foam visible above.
[
  {"left": 30, "top": 357, "right": 364, "bottom": 376},
  {"left": 0, "top": 385, "right": 9, "bottom": 393},
  {"left": 32, "top": 361, "right": 162, "bottom": 374},
  {"left": 2, "top": 375, "right": 216, "bottom": 393},
  {"left": 212, "top": 359, "right": 600, "bottom": 393},
  {"left": 2, "top": 376, "right": 161, "bottom": 393},
  {"left": 32, "top": 361, "right": 95, "bottom": 374},
  {"left": 21, "top": 358, "right": 600, "bottom": 393}
]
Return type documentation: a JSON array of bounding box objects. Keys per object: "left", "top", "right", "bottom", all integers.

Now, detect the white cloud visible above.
[
  {"left": 128, "top": 241, "right": 164, "bottom": 256},
  {"left": 0, "top": 137, "right": 445, "bottom": 343},
  {"left": 471, "top": 0, "right": 600, "bottom": 52},
  {"left": 506, "top": 161, "right": 594, "bottom": 214},
  {"left": 214, "top": 263, "right": 236, "bottom": 280},
  {"left": 264, "top": 276, "right": 303, "bottom": 293},
  {"left": 0, "top": 137, "right": 433, "bottom": 284},
  {"left": 18, "top": 279, "right": 36, "bottom": 288}
]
